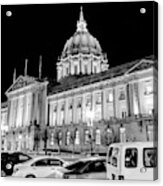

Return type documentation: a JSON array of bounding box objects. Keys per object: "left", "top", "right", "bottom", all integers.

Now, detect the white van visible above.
[{"left": 106, "top": 142, "right": 157, "bottom": 180}]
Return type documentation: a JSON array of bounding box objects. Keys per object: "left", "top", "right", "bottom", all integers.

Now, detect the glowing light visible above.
[
  {"left": 140, "top": 8, "right": 146, "bottom": 14},
  {"left": 6, "top": 11, "right": 12, "bottom": 17},
  {"left": 86, "top": 110, "right": 94, "bottom": 120}
]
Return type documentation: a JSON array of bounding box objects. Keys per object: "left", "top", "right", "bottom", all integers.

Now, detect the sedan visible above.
[
  {"left": 47, "top": 156, "right": 106, "bottom": 179},
  {"left": 12, "top": 156, "right": 69, "bottom": 178}
]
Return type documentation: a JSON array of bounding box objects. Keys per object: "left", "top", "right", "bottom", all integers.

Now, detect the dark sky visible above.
[{"left": 1, "top": 1, "right": 158, "bottom": 102}]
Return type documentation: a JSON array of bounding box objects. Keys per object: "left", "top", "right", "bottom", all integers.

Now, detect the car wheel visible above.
[
  {"left": 26, "top": 175, "right": 36, "bottom": 178},
  {"left": 1, "top": 170, "right": 6, "bottom": 177}
]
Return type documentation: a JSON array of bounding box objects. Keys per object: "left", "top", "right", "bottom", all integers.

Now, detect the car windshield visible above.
[{"left": 65, "top": 161, "right": 88, "bottom": 171}]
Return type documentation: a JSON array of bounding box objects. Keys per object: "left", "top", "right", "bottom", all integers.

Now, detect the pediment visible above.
[
  {"left": 6, "top": 75, "right": 37, "bottom": 94},
  {"left": 124, "top": 59, "right": 155, "bottom": 75}
]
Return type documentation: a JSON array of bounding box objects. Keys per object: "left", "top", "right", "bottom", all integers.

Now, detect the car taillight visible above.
[{"left": 118, "top": 175, "right": 124, "bottom": 180}]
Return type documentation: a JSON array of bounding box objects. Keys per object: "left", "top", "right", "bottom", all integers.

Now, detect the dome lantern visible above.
[{"left": 77, "top": 6, "right": 88, "bottom": 32}]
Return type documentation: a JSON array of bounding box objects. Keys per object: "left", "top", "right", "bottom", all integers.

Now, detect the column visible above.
[
  {"left": 72, "top": 97, "right": 76, "bottom": 124},
  {"left": 81, "top": 95, "right": 83, "bottom": 123},
  {"left": 101, "top": 90, "right": 104, "bottom": 120},
  {"left": 133, "top": 82, "right": 141, "bottom": 115},
  {"left": 32, "top": 92, "right": 36, "bottom": 123},
  {"left": 22, "top": 95, "right": 26, "bottom": 126},
  {"left": 56, "top": 102, "right": 60, "bottom": 126},
  {"left": 6, "top": 100, "right": 10, "bottom": 129},
  {"left": 128, "top": 83, "right": 134, "bottom": 116},
  {"left": 65, "top": 98, "right": 68, "bottom": 125},
  {"left": 28, "top": 93, "right": 33, "bottom": 125},
  {"left": 8, "top": 100, "right": 12, "bottom": 129},
  {"left": 15, "top": 98, "right": 19, "bottom": 127},
  {"left": 113, "top": 87, "right": 116, "bottom": 118},
  {"left": 49, "top": 103, "right": 52, "bottom": 126},
  {"left": 82, "top": 94, "right": 86, "bottom": 123}
]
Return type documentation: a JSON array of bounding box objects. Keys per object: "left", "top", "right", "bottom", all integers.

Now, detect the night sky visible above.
[{"left": 1, "top": 1, "right": 158, "bottom": 102}]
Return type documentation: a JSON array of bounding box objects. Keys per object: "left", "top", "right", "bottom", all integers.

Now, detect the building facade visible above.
[{"left": 1, "top": 8, "right": 158, "bottom": 153}]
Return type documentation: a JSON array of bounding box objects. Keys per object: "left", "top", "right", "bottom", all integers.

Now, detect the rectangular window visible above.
[
  {"left": 143, "top": 148, "right": 157, "bottom": 168},
  {"left": 125, "top": 148, "right": 138, "bottom": 168},
  {"left": 86, "top": 95, "right": 91, "bottom": 108},
  {"left": 52, "top": 105, "right": 57, "bottom": 126},
  {"left": 74, "top": 65, "right": 78, "bottom": 74},
  {"left": 96, "top": 93, "right": 102, "bottom": 105},
  {"left": 107, "top": 147, "right": 119, "bottom": 167},
  {"left": 144, "top": 81, "right": 153, "bottom": 95},
  {"left": 94, "top": 66, "right": 97, "bottom": 73},
  {"left": 107, "top": 90, "right": 113, "bottom": 103},
  {"left": 119, "top": 90, "right": 126, "bottom": 101},
  {"left": 85, "top": 65, "right": 88, "bottom": 74},
  {"left": 66, "top": 67, "right": 69, "bottom": 75}
]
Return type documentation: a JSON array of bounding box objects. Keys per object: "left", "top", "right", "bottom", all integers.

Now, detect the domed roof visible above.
[{"left": 61, "top": 7, "right": 102, "bottom": 58}]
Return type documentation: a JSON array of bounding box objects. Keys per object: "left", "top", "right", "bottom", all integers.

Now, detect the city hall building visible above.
[{"left": 1, "top": 8, "right": 158, "bottom": 153}]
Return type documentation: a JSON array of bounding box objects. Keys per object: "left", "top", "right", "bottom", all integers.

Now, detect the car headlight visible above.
[{"left": 6, "top": 163, "right": 12, "bottom": 170}]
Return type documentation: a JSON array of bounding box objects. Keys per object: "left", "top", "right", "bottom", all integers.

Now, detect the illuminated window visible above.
[
  {"left": 96, "top": 93, "right": 102, "bottom": 105},
  {"left": 50, "top": 132, "right": 54, "bottom": 146},
  {"left": 74, "top": 65, "right": 78, "bottom": 74},
  {"left": 86, "top": 95, "right": 91, "bottom": 108},
  {"left": 77, "top": 98, "right": 82, "bottom": 123},
  {"left": 144, "top": 82, "right": 153, "bottom": 95},
  {"left": 52, "top": 105, "right": 57, "bottom": 126},
  {"left": 107, "top": 91, "right": 113, "bottom": 103},
  {"left": 68, "top": 100, "right": 73, "bottom": 124},
  {"left": 94, "top": 66, "right": 97, "bottom": 73},
  {"left": 77, "top": 98, "right": 82, "bottom": 108},
  {"left": 66, "top": 67, "right": 69, "bottom": 75},
  {"left": 66, "top": 131, "right": 71, "bottom": 145},
  {"left": 75, "top": 130, "right": 80, "bottom": 145},
  {"left": 95, "top": 129, "right": 101, "bottom": 145},
  {"left": 85, "top": 130, "right": 90, "bottom": 144},
  {"left": 58, "top": 132, "right": 62, "bottom": 145},
  {"left": 84, "top": 65, "right": 88, "bottom": 74},
  {"left": 119, "top": 90, "right": 125, "bottom": 100}
]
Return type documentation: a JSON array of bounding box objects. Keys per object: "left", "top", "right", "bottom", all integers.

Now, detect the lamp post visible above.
[{"left": 43, "top": 126, "right": 48, "bottom": 155}]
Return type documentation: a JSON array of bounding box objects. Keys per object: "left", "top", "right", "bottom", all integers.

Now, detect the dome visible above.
[{"left": 61, "top": 7, "right": 102, "bottom": 58}]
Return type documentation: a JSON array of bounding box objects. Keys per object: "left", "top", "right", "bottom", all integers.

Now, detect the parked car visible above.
[
  {"left": 47, "top": 156, "right": 106, "bottom": 179},
  {"left": 1, "top": 152, "right": 32, "bottom": 177},
  {"left": 12, "top": 156, "right": 70, "bottom": 178}
]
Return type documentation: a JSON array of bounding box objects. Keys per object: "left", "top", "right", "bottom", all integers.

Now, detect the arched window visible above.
[
  {"left": 105, "top": 128, "right": 113, "bottom": 146},
  {"left": 85, "top": 130, "right": 90, "bottom": 144},
  {"left": 58, "top": 131, "right": 62, "bottom": 145},
  {"left": 66, "top": 131, "right": 71, "bottom": 145},
  {"left": 95, "top": 129, "right": 101, "bottom": 145},
  {"left": 74, "top": 65, "right": 78, "bottom": 74},
  {"left": 84, "top": 65, "right": 88, "bottom": 74},
  {"left": 75, "top": 130, "right": 80, "bottom": 145},
  {"left": 50, "top": 132, "right": 54, "bottom": 146},
  {"left": 94, "top": 65, "right": 97, "bottom": 73}
]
